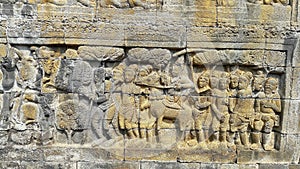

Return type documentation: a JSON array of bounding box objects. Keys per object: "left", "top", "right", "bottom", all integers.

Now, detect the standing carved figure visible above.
[
  {"left": 192, "top": 71, "right": 211, "bottom": 147},
  {"left": 103, "top": 63, "right": 125, "bottom": 141},
  {"left": 135, "top": 66, "right": 156, "bottom": 142},
  {"left": 250, "top": 71, "right": 266, "bottom": 150},
  {"left": 228, "top": 69, "right": 242, "bottom": 147},
  {"left": 260, "top": 77, "right": 281, "bottom": 150},
  {"left": 217, "top": 73, "right": 231, "bottom": 147},
  {"left": 209, "top": 72, "right": 223, "bottom": 146},
  {"left": 232, "top": 71, "right": 254, "bottom": 149},
  {"left": 119, "top": 65, "right": 140, "bottom": 139}
]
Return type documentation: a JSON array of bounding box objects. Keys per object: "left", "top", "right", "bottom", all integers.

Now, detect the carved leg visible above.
[
  {"left": 203, "top": 129, "right": 209, "bottom": 141},
  {"left": 133, "top": 128, "right": 139, "bottom": 138},
  {"left": 147, "top": 129, "right": 155, "bottom": 143},
  {"left": 196, "top": 130, "right": 204, "bottom": 143},
  {"left": 140, "top": 128, "right": 147, "bottom": 139},
  {"left": 250, "top": 132, "right": 261, "bottom": 150},
  {"left": 240, "top": 131, "right": 250, "bottom": 149},
  {"left": 155, "top": 118, "right": 163, "bottom": 143},
  {"left": 262, "top": 133, "right": 274, "bottom": 151},
  {"left": 226, "top": 131, "right": 236, "bottom": 150},
  {"left": 219, "top": 131, "right": 227, "bottom": 142},
  {"left": 127, "top": 129, "right": 135, "bottom": 139}
]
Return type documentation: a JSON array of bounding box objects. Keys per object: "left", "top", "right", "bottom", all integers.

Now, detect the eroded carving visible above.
[{"left": 0, "top": 45, "right": 286, "bottom": 154}]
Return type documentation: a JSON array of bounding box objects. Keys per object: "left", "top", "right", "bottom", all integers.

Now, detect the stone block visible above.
[
  {"left": 0, "top": 161, "right": 20, "bottom": 169},
  {"left": 239, "top": 164, "right": 259, "bottom": 169},
  {"left": 280, "top": 100, "right": 300, "bottom": 134},
  {"left": 290, "top": 68, "right": 300, "bottom": 99},
  {"left": 141, "top": 162, "right": 200, "bottom": 169},
  {"left": 259, "top": 164, "right": 289, "bottom": 169},
  {"left": 124, "top": 16, "right": 186, "bottom": 48},
  {"left": 200, "top": 163, "right": 221, "bottom": 169},
  {"left": 237, "top": 148, "right": 296, "bottom": 164},
  {"left": 77, "top": 162, "right": 139, "bottom": 169},
  {"left": 20, "top": 162, "right": 76, "bottom": 169},
  {"left": 289, "top": 164, "right": 300, "bottom": 169}
]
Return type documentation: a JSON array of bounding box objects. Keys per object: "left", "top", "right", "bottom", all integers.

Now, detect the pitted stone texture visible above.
[
  {"left": 77, "top": 162, "right": 139, "bottom": 169},
  {"left": 140, "top": 162, "right": 200, "bottom": 169}
]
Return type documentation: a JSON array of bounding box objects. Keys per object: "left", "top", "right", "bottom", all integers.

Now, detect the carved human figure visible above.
[
  {"left": 209, "top": 71, "right": 223, "bottom": 145},
  {"left": 143, "top": 69, "right": 166, "bottom": 143},
  {"left": 217, "top": 73, "right": 231, "bottom": 147},
  {"left": 259, "top": 77, "right": 281, "bottom": 150},
  {"left": 168, "top": 63, "right": 194, "bottom": 142},
  {"left": 228, "top": 69, "right": 242, "bottom": 148},
  {"left": 232, "top": 71, "right": 254, "bottom": 149},
  {"left": 14, "top": 47, "right": 43, "bottom": 91},
  {"left": 100, "top": 63, "right": 126, "bottom": 143},
  {"left": 71, "top": 61, "right": 95, "bottom": 99},
  {"left": 119, "top": 65, "right": 141, "bottom": 139},
  {"left": 192, "top": 71, "right": 211, "bottom": 147},
  {"left": 1, "top": 47, "right": 19, "bottom": 91},
  {"left": 94, "top": 68, "right": 107, "bottom": 104},
  {"left": 135, "top": 66, "right": 156, "bottom": 142},
  {"left": 250, "top": 71, "right": 266, "bottom": 150},
  {"left": 32, "top": 46, "right": 60, "bottom": 93}
]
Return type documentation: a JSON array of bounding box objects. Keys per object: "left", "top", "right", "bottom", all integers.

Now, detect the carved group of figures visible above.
[
  {"left": 0, "top": 45, "right": 283, "bottom": 152},
  {"left": 0, "top": 0, "right": 161, "bottom": 8},
  {"left": 0, "top": 0, "right": 289, "bottom": 8},
  {"left": 190, "top": 68, "right": 281, "bottom": 150},
  {"left": 103, "top": 55, "right": 282, "bottom": 151}
]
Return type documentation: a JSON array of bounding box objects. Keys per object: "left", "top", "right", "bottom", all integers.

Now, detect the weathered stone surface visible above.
[
  {"left": 259, "top": 164, "right": 289, "bottom": 169},
  {"left": 140, "top": 162, "right": 200, "bottom": 169},
  {"left": 0, "top": 0, "right": 299, "bottom": 167},
  {"left": 77, "top": 162, "right": 140, "bottom": 169},
  {"left": 20, "top": 161, "right": 76, "bottom": 169}
]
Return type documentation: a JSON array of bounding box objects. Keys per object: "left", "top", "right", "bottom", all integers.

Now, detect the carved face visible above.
[
  {"left": 219, "top": 78, "right": 229, "bottom": 90},
  {"left": 238, "top": 76, "right": 249, "bottom": 90},
  {"left": 253, "top": 77, "right": 264, "bottom": 91},
  {"left": 124, "top": 69, "right": 135, "bottom": 83},
  {"left": 265, "top": 78, "right": 277, "bottom": 94},
  {"left": 230, "top": 75, "right": 239, "bottom": 89},
  {"left": 198, "top": 76, "right": 209, "bottom": 88},
  {"left": 210, "top": 77, "right": 219, "bottom": 89},
  {"left": 112, "top": 69, "right": 122, "bottom": 82},
  {"left": 138, "top": 69, "right": 149, "bottom": 77}
]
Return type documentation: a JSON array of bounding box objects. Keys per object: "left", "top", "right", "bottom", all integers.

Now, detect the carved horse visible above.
[{"left": 149, "top": 95, "right": 194, "bottom": 143}]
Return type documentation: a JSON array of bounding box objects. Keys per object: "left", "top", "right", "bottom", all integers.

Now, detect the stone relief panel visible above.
[
  {"left": 0, "top": 0, "right": 162, "bottom": 8},
  {"left": 0, "top": 44, "right": 290, "bottom": 161}
]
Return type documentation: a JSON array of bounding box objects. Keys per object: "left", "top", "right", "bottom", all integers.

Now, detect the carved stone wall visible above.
[{"left": 0, "top": 0, "right": 299, "bottom": 168}]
